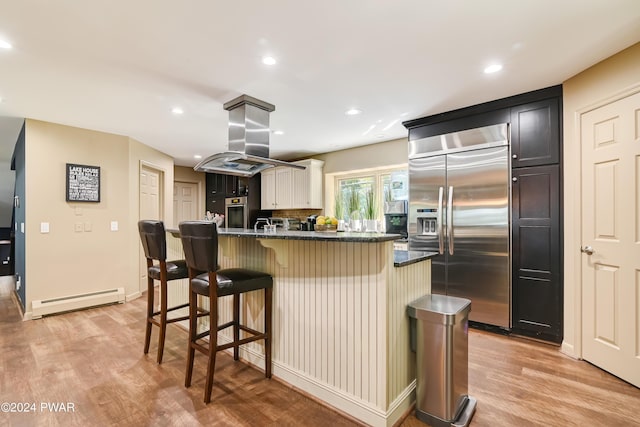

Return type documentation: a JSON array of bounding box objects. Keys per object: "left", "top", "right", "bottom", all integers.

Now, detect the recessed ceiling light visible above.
[
  {"left": 172, "top": 107, "right": 184, "bottom": 115},
  {"left": 272, "top": 130, "right": 284, "bottom": 135},
  {"left": 375, "top": 134, "right": 385, "bottom": 139},
  {"left": 0, "top": 40, "right": 12, "bottom": 49},
  {"left": 194, "top": 155, "right": 202, "bottom": 159},
  {"left": 262, "top": 56, "right": 277, "bottom": 65},
  {"left": 484, "top": 64, "right": 503, "bottom": 74},
  {"left": 345, "top": 108, "right": 362, "bottom": 116}
]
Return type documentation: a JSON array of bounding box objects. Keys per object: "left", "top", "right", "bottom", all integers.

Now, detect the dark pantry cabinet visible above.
[
  {"left": 404, "top": 85, "right": 563, "bottom": 343},
  {"left": 511, "top": 165, "right": 561, "bottom": 341}
]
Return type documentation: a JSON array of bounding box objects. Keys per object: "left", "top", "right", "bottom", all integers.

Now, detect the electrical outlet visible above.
[
  {"left": 84, "top": 222, "right": 92, "bottom": 232},
  {"left": 75, "top": 222, "right": 83, "bottom": 232}
]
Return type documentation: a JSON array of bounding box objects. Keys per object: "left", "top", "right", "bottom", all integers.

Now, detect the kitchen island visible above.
[{"left": 165, "top": 227, "right": 434, "bottom": 427}]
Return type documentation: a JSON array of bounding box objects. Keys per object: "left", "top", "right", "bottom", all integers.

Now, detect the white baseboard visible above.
[{"left": 220, "top": 335, "right": 413, "bottom": 427}]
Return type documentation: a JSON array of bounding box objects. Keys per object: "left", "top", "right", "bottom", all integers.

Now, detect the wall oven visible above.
[{"left": 225, "top": 196, "right": 248, "bottom": 229}]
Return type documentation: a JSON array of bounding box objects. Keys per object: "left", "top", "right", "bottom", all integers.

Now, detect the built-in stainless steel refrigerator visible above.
[{"left": 408, "top": 123, "right": 510, "bottom": 328}]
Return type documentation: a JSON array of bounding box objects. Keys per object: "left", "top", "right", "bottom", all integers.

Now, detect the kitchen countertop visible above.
[
  {"left": 393, "top": 250, "right": 437, "bottom": 267},
  {"left": 167, "top": 226, "right": 401, "bottom": 243}
]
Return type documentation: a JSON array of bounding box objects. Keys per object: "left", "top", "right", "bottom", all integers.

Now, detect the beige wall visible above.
[
  {"left": 313, "top": 137, "right": 407, "bottom": 175},
  {"left": 24, "top": 119, "right": 174, "bottom": 317},
  {"left": 562, "top": 42, "right": 640, "bottom": 357}
]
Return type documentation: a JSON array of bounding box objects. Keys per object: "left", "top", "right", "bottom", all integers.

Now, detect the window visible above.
[{"left": 333, "top": 168, "right": 407, "bottom": 223}]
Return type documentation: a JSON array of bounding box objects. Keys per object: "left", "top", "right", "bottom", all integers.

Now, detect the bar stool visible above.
[
  {"left": 138, "top": 220, "right": 192, "bottom": 363},
  {"left": 178, "top": 221, "right": 273, "bottom": 403}
]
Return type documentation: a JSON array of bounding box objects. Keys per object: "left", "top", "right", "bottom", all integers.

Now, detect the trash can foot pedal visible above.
[
  {"left": 416, "top": 395, "right": 476, "bottom": 427},
  {"left": 451, "top": 396, "right": 476, "bottom": 427}
]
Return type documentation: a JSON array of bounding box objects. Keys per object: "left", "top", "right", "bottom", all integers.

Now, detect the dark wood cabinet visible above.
[
  {"left": 511, "top": 98, "right": 560, "bottom": 167},
  {"left": 225, "top": 175, "right": 238, "bottom": 197},
  {"left": 511, "top": 165, "right": 562, "bottom": 342},
  {"left": 205, "top": 173, "right": 226, "bottom": 214}
]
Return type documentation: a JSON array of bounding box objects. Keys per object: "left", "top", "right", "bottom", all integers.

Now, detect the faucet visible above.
[{"left": 254, "top": 217, "right": 271, "bottom": 232}]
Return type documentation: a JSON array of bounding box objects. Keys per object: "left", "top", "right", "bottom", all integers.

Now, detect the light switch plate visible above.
[
  {"left": 21, "top": 223, "right": 24, "bottom": 233},
  {"left": 110, "top": 221, "right": 118, "bottom": 231},
  {"left": 40, "top": 222, "right": 50, "bottom": 233}
]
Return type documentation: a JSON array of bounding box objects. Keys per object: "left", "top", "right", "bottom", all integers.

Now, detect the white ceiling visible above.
[{"left": 0, "top": 1, "right": 639, "bottom": 167}]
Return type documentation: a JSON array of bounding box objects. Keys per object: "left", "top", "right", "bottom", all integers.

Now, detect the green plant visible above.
[
  {"left": 334, "top": 193, "right": 345, "bottom": 220},
  {"left": 384, "top": 185, "right": 393, "bottom": 202},
  {"left": 362, "top": 188, "right": 377, "bottom": 220},
  {"left": 347, "top": 189, "right": 360, "bottom": 220}
]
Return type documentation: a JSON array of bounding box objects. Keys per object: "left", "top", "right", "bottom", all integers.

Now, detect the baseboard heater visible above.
[{"left": 31, "top": 288, "right": 125, "bottom": 319}]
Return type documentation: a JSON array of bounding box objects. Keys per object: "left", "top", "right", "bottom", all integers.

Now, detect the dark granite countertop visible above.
[
  {"left": 393, "top": 250, "right": 437, "bottom": 267},
  {"left": 167, "top": 226, "right": 401, "bottom": 243}
]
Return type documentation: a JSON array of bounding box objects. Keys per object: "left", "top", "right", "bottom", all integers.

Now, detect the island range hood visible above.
[{"left": 194, "top": 94, "right": 305, "bottom": 177}]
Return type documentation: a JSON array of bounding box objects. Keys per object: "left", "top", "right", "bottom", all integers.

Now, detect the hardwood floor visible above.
[{"left": 1, "top": 276, "right": 639, "bottom": 426}]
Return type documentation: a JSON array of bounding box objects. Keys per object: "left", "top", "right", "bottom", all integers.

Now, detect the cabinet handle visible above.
[
  {"left": 512, "top": 154, "right": 518, "bottom": 159},
  {"left": 512, "top": 177, "right": 518, "bottom": 182}
]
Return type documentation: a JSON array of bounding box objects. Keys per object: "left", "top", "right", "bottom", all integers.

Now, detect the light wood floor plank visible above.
[{"left": 0, "top": 276, "right": 638, "bottom": 426}]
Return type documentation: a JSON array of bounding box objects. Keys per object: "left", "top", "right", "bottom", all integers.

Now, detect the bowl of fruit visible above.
[{"left": 314, "top": 215, "right": 338, "bottom": 232}]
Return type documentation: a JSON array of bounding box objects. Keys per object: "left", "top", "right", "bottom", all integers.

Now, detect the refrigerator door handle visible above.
[
  {"left": 447, "top": 185, "right": 454, "bottom": 255},
  {"left": 438, "top": 186, "right": 444, "bottom": 254}
]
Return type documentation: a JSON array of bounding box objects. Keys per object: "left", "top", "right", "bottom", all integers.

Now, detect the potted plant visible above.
[
  {"left": 347, "top": 189, "right": 362, "bottom": 231},
  {"left": 383, "top": 185, "right": 394, "bottom": 214},
  {"left": 334, "top": 193, "right": 346, "bottom": 231},
  {"left": 362, "top": 188, "right": 378, "bottom": 232}
]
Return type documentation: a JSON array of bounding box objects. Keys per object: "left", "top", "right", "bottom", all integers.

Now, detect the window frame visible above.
[{"left": 329, "top": 165, "right": 408, "bottom": 222}]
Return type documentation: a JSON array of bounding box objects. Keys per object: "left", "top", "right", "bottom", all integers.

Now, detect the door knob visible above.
[{"left": 581, "top": 245, "right": 595, "bottom": 255}]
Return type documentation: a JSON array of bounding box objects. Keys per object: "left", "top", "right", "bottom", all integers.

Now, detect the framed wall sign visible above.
[{"left": 66, "top": 163, "right": 101, "bottom": 202}]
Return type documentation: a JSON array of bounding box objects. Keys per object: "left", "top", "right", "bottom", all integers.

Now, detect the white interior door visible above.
[
  {"left": 139, "top": 165, "right": 162, "bottom": 292},
  {"left": 581, "top": 90, "right": 640, "bottom": 388},
  {"left": 173, "top": 181, "right": 199, "bottom": 226}
]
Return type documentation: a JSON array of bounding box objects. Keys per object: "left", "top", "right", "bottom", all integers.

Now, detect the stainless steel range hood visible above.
[{"left": 194, "top": 94, "right": 305, "bottom": 177}]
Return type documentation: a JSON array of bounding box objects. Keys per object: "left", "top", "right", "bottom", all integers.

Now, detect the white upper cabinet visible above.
[
  {"left": 261, "top": 159, "right": 324, "bottom": 210},
  {"left": 291, "top": 159, "right": 324, "bottom": 209}
]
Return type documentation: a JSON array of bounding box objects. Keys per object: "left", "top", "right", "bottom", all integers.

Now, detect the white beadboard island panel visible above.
[{"left": 166, "top": 229, "right": 431, "bottom": 427}]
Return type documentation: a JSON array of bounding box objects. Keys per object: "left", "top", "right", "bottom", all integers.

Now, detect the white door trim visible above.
[
  {"left": 565, "top": 82, "right": 640, "bottom": 359},
  {"left": 139, "top": 162, "right": 165, "bottom": 294}
]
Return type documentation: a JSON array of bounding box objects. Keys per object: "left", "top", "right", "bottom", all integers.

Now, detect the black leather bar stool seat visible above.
[
  {"left": 179, "top": 221, "right": 273, "bottom": 403},
  {"left": 191, "top": 268, "right": 273, "bottom": 297},
  {"left": 148, "top": 261, "right": 189, "bottom": 281},
  {"left": 138, "top": 220, "right": 206, "bottom": 363}
]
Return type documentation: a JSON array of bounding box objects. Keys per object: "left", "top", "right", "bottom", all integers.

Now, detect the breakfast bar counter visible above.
[{"left": 165, "top": 227, "right": 433, "bottom": 427}]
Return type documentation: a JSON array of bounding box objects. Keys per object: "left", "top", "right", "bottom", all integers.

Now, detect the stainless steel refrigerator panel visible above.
[
  {"left": 408, "top": 155, "right": 447, "bottom": 295},
  {"left": 445, "top": 146, "right": 510, "bottom": 327}
]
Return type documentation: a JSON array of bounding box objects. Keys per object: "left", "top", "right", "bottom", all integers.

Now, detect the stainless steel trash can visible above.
[{"left": 407, "top": 294, "right": 476, "bottom": 427}]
